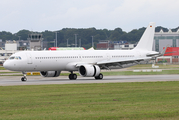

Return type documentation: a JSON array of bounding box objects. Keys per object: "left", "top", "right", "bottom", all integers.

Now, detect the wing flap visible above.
[{"left": 97, "top": 57, "right": 151, "bottom": 65}]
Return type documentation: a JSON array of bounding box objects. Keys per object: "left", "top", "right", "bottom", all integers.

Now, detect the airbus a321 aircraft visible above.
[{"left": 3, "top": 22, "right": 160, "bottom": 81}]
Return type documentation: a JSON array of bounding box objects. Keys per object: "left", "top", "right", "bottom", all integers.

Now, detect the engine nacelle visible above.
[
  {"left": 40, "top": 71, "right": 61, "bottom": 77},
  {"left": 79, "top": 65, "right": 100, "bottom": 77}
]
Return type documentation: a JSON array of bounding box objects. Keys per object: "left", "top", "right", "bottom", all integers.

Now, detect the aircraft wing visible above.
[
  {"left": 97, "top": 57, "right": 151, "bottom": 68},
  {"left": 97, "top": 57, "right": 151, "bottom": 65},
  {"left": 75, "top": 57, "right": 151, "bottom": 69}
]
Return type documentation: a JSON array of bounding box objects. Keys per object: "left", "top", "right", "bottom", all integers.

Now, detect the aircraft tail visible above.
[{"left": 133, "top": 22, "right": 155, "bottom": 51}]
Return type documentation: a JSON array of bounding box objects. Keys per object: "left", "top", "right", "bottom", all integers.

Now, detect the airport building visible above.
[
  {"left": 154, "top": 29, "right": 179, "bottom": 52},
  {"left": 154, "top": 29, "right": 179, "bottom": 63},
  {"left": 96, "top": 40, "right": 114, "bottom": 50},
  {"left": 0, "top": 39, "right": 5, "bottom": 49},
  {"left": 96, "top": 40, "right": 132, "bottom": 50},
  {"left": 28, "top": 34, "right": 43, "bottom": 51},
  {"left": 114, "top": 44, "right": 136, "bottom": 50},
  {"left": 0, "top": 33, "right": 44, "bottom": 61}
]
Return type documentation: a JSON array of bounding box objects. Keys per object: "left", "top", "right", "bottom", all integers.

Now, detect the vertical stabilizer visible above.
[{"left": 133, "top": 22, "right": 155, "bottom": 51}]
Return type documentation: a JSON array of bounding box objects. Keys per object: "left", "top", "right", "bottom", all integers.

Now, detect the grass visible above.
[
  {"left": 0, "top": 66, "right": 6, "bottom": 70},
  {"left": 1, "top": 82, "right": 179, "bottom": 119},
  {"left": 129, "top": 64, "right": 179, "bottom": 69},
  {"left": 0, "top": 72, "right": 20, "bottom": 74}
]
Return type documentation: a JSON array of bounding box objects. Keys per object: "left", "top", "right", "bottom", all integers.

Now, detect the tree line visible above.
[{"left": 0, "top": 26, "right": 179, "bottom": 49}]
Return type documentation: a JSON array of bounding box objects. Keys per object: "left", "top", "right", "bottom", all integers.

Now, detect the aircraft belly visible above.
[{"left": 37, "top": 60, "right": 65, "bottom": 71}]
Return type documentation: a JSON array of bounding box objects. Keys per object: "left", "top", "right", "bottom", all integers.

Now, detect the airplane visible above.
[{"left": 3, "top": 22, "right": 160, "bottom": 82}]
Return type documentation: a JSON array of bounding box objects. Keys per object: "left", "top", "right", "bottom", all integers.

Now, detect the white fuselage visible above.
[{"left": 3, "top": 49, "right": 148, "bottom": 72}]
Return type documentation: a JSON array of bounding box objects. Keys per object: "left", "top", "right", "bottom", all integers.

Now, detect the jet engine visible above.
[
  {"left": 79, "top": 65, "right": 100, "bottom": 77},
  {"left": 40, "top": 71, "right": 61, "bottom": 77}
]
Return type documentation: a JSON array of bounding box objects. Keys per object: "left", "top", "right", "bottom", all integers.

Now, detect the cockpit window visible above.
[
  {"left": 9, "top": 56, "right": 15, "bottom": 60},
  {"left": 8, "top": 56, "right": 22, "bottom": 60}
]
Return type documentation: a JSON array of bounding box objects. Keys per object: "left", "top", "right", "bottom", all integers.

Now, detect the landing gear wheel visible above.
[
  {"left": 95, "top": 73, "right": 103, "bottom": 80},
  {"left": 69, "top": 74, "right": 77, "bottom": 80},
  {"left": 69, "top": 74, "right": 72, "bottom": 79},
  {"left": 73, "top": 74, "right": 77, "bottom": 80},
  {"left": 21, "top": 77, "right": 27, "bottom": 82},
  {"left": 21, "top": 72, "right": 27, "bottom": 82}
]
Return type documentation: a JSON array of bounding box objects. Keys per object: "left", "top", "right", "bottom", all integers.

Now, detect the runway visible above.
[{"left": 1, "top": 74, "right": 179, "bottom": 86}]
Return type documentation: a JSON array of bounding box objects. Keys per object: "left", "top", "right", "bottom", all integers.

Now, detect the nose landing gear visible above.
[
  {"left": 21, "top": 76, "right": 27, "bottom": 81},
  {"left": 21, "top": 72, "right": 27, "bottom": 82}
]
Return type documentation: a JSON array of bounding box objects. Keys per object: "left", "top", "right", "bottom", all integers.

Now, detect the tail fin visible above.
[{"left": 133, "top": 22, "right": 155, "bottom": 51}]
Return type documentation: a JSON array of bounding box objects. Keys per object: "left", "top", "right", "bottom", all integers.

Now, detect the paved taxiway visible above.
[{"left": 0, "top": 75, "right": 179, "bottom": 86}]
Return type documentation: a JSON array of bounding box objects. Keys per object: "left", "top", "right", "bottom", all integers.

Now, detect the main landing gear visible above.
[
  {"left": 95, "top": 73, "right": 103, "bottom": 80},
  {"left": 69, "top": 71, "right": 77, "bottom": 80},
  {"left": 21, "top": 72, "right": 27, "bottom": 82},
  {"left": 68, "top": 72, "right": 103, "bottom": 80}
]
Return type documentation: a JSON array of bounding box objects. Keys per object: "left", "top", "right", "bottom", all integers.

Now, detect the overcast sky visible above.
[{"left": 0, "top": 0, "right": 179, "bottom": 33}]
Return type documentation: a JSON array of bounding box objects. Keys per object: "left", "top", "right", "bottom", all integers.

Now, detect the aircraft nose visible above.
[{"left": 3, "top": 61, "right": 10, "bottom": 70}]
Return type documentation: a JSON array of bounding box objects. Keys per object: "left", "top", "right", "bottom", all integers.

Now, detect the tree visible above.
[
  {"left": 0, "top": 31, "right": 13, "bottom": 41},
  {"left": 0, "top": 25, "right": 178, "bottom": 49},
  {"left": 16, "top": 30, "right": 31, "bottom": 40},
  {"left": 155, "top": 26, "right": 168, "bottom": 32}
]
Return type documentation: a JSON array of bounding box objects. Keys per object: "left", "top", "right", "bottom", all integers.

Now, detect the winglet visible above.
[{"left": 133, "top": 22, "right": 155, "bottom": 51}]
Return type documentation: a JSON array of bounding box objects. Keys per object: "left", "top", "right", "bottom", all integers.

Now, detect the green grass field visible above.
[
  {"left": 1, "top": 82, "right": 179, "bottom": 120},
  {"left": 129, "top": 64, "right": 179, "bottom": 69},
  {"left": 0, "top": 66, "right": 6, "bottom": 70}
]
